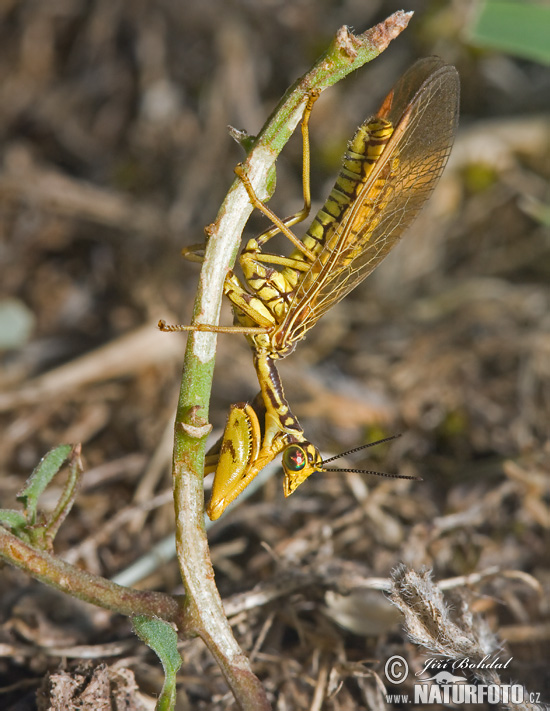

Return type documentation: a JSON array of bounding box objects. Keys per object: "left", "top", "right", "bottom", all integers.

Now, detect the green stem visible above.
[
  {"left": 0, "top": 526, "right": 184, "bottom": 626},
  {"left": 170, "top": 12, "right": 412, "bottom": 710},
  {"left": 43, "top": 444, "right": 83, "bottom": 548}
]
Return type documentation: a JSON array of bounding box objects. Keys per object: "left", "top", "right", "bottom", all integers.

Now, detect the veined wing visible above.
[{"left": 275, "top": 57, "right": 459, "bottom": 351}]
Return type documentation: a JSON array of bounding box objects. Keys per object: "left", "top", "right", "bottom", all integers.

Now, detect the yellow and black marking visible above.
[
  {"left": 160, "top": 58, "right": 460, "bottom": 519},
  {"left": 238, "top": 118, "right": 394, "bottom": 325},
  {"left": 206, "top": 349, "right": 324, "bottom": 520},
  {"left": 282, "top": 117, "right": 394, "bottom": 285}
]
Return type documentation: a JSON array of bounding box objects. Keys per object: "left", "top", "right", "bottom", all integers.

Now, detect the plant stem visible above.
[
  {"left": 0, "top": 526, "right": 184, "bottom": 625},
  {"left": 170, "top": 12, "right": 412, "bottom": 710}
]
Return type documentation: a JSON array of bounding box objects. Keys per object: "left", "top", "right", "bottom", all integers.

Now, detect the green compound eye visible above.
[{"left": 282, "top": 445, "right": 307, "bottom": 472}]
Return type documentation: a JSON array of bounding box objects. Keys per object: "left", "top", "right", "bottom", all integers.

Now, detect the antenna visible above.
[{"left": 320, "top": 433, "right": 422, "bottom": 481}]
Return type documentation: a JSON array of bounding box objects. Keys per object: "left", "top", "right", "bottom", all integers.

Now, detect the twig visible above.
[{"left": 0, "top": 526, "right": 183, "bottom": 627}]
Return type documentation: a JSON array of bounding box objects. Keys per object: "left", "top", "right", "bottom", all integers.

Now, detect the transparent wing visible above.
[{"left": 277, "top": 58, "right": 459, "bottom": 348}]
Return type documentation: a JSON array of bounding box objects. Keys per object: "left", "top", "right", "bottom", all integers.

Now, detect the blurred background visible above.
[{"left": 0, "top": 1, "right": 549, "bottom": 709}]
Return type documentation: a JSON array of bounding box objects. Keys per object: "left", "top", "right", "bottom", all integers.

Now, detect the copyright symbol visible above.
[{"left": 384, "top": 655, "right": 408, "bottom": 684}]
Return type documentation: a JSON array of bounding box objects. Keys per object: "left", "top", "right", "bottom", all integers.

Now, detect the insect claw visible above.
[
  {"left": 158, "top": 319, "right": 185, "bottom": 332},
  {"left": 234, "top": 162, "right": 246, "bottom": 178}
]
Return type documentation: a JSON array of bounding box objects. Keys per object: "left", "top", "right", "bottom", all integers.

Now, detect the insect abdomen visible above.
[{"left": 283, "top": 118, "right": 394, "bottom": 287}]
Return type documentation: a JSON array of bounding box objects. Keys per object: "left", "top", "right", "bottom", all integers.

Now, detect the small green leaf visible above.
[
  {"left": 228, "top": 125, "right": 256, "bottom": 153},
  {"left": 17, "top": 445, "right": 73, "bottom": 524},
  {"left": 0, "top": 509, "right": 29, "bottom": 538},
  {"left": 133, "top": 615, "right": 182, "bottom": 711},
  {"left": 469, "top": 1, "right": 550, "bottom": 65},
  {"left": 42, "top": 444, "right": 83, "bottom": 548}
]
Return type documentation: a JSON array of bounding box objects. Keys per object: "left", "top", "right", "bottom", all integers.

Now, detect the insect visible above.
[{"left": 161, "top": 57, "right": 460, "bottom": 519}]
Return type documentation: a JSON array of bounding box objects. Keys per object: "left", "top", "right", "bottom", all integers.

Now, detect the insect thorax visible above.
[{"left": 237, "top": 117, "right": 395, "bottom": 361}]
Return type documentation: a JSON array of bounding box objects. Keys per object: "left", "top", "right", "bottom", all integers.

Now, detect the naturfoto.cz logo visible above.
[{"left": 383, "top": 655, "right": 544, "bottom": 707}]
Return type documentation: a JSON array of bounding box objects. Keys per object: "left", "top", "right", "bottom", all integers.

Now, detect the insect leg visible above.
[
  {"left": 223, "top": 270, "right": 276, "bottom": 329},
  {"left": 180, "top": 223, "right": 218, "bottom": 263},
  {"left": 235, "top": 164, "right": 317, "bottom": 262},
  {"left": 159, "top": 270, "right": 275, "bottom": 334},
  {"left": 250, "top": 89, "right": 321, "bottom": 250},
  {"left": 180, "top": 242, "right": 207, "bottom": 263},
  {"left": 234, "top": 90, "right": 322, "bottom": 262},
  {"left": 207, "top": 402, "right": 263, "bottom": 520}
]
